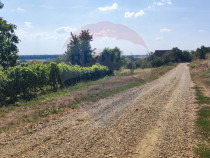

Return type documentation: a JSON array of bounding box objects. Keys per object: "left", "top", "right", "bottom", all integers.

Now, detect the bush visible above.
[
  {"left": 151, "top": 57, "right": 164, "bottom": 67},
  {"left": 98, "top": 47, "right": 125, "bottom": 72}
]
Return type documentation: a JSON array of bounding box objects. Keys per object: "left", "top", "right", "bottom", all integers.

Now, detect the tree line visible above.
[{"left": 125, "top": 46, "right": 210, "bottom": 71}]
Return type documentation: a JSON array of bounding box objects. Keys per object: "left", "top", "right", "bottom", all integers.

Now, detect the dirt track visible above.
[{"left": 0, "top": 63, "right": 196, "bottom": 158}]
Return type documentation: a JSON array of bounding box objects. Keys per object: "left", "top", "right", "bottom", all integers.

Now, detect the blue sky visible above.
[{"left": 1, "top": 0, "right": 210, "bottom": 55}]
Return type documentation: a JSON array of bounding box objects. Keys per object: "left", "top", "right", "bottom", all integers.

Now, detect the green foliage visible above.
[
  {"left": 144, "top": 47, "right": 192, "bottom": 68},
  {"left": 127, "top": 62, "right": 136, "bottom": 70},
  {"left": 98, "top": 47, "right": 125, "bottom": 72},
  {"left": 0, "top": 3, "right": 19, "bottom": 68},
  {"left": 162, "top": 48, "right": 191, "bottom": 64},
  {"left": 151, "top": 56, "right": 165, "bottom": 67},
  {"left": 195, "top": 46, "right": 210, "bottom": 60},
  {"left": 65, "top": 30, "right": 94, "bottom": 66},
  {"left": 196, "top": 144, "right": 210, "bottom": 158},
  {"left": 127, "top": 62, "right": 136, "bottom": 74},
  {"left": 0, "top": 62, "right": 111, "bottom": 105},
  {"left": 196, "top": 106, "right": 210, "bottom": 157},
  {"left": 49, "top": 62, "right": 59, "bottom": 90},
  {"left": 194, "top": 86, "right": 210, "bottom": 104},
  {"left": 0, "top": 1, "right": 3, "bottom": 9}
]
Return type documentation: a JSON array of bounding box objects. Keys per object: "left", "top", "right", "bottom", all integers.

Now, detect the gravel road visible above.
[{"left": 0, "top": 63, "right": 196, "bottom": 158}]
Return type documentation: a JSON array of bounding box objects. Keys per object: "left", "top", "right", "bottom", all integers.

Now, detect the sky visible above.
[{"left": 0, "top": 0, "right": 210, "bottom": 55}]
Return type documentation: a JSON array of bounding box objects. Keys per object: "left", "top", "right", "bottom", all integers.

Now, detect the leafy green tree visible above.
[
  {"left": 0, "top": 2, "right": 19, "bottom": 68},
  {"left": 196, "top": 46, "right": 210, "bottom": 59},
  {"left": 65, "top": 30, "right": 94, "bottom": 66},
  {"left": 0, "top": 1, "right": 3, "bottom": 9},
  {"left": 98, "top": 47, "right": 125, "bottom": 72},
  {"left": 65, "top": 33, "right": 80, "bottom": 64},
  {"left": 182, "top": 50, "right": 192, "bottom": 62},
  {"left": 79, "top": 30, "right": 94, "bottom": 66},
  {"left": 163, "top": 51, "right": 175, "bottom": 64},
  {"left": 127, "top": 62, "right": 136, "bottom": 74},
  {"left": 171, "top": 47, "right": 184, "bottom": 63},
  {"left": 151, "top": 56, "right": 164, "bottom": 67},
  {"left": 135, "top": 58, "right": 143, "bottom": 68}
]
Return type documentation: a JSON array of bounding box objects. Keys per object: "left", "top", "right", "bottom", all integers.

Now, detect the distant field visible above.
[
  {"left": 18, "top": 55, "right": 63, "bottom": 60},
  {"left": 18, "top": 54, "right": 147, "bottom": 62}
]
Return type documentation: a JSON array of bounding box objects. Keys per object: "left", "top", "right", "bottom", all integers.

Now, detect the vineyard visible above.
[{"left": 0, "top": 62, "right": 111, "bottom": 105}]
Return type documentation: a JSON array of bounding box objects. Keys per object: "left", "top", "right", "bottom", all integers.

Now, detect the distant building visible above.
[{"left": 154, "top": 50, "right": 171, "bottom": 57}]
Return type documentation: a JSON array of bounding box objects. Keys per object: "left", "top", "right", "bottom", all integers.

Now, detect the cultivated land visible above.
[{"left": 0, "top": 64, "right": 197, "bottom": 157}]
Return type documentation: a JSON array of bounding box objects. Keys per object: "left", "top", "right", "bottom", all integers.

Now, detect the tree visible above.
[
  {"left": 196, "top": 46, "right": 210, "bottom": 59},
  {"left": 151, "top": 56, "right": 164, "bottom": 67},
  {"left": 0, "top": 1, "right": 3, "bottom": 9},
  {"left": 171, "top": 47, "right": 184, "bottom": 63},
  {"left": 163, "top": 51, "right": 175, "bottom": 64},
  {"left": 65, "top": 30, "right": 94, "bottom": 66},
  {"left": 182, "top": 50, "right": 192, "bottom": 62},
  {"left": 98, "top": 47, "right": 125, "bottom": 72},
  {"left": 0, "top": 2, "right": 19, "bottom": 68},
  {"left": 127, "top": 62, "right": 136, "bottom": 74}
]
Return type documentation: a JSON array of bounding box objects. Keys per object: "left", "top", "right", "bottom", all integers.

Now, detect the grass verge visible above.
[
  {"left": 189, "top": 60, "right": 210, "bottom": 157},
  {"left": 194, "top": 87, "right": 210, "bottom": 157}
]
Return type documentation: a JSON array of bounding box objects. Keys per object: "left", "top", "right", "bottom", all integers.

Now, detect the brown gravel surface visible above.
[{"left": 0, "top": 63, "right": 196, "bottom": 158}]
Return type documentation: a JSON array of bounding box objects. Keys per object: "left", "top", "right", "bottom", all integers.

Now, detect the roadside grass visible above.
[
  {"left": 189, "top": 60, "right": 210, "bottom": 157},
  {"left": 75, "top": 78, "right": 146, "bottom": 103},
  {"left": 0, "top": 65, "right": 176, "bottom": 134},
  {"left": 196, "top": 145, "right": 210, "bottom": 158},
  {"left": 195, "top": 99, "right": 210, "bottom": 157},
  {"left": 194, "top": 86, "right": 210, "bottom": 104},
  {"left": 76, "top": 65, "right": 174, "bottom": 103}
]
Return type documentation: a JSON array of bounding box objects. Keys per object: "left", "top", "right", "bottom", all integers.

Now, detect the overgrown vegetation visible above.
[{"left": 189, "top": 60, "right": 210, "bottom": 158}]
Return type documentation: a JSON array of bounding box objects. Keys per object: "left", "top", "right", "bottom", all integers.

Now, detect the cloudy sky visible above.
[{"left": 1, "top": 0, "right": 210, "bottom": 55}]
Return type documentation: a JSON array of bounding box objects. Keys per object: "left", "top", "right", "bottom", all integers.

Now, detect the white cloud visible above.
[
  {"left": 199, "top": 29, "right": 205, "bottom": 33},
  {"left": 98, "top": 3, "right": 118, "bottom": 11},
  {"left": 125, "top": 11, "right": 135, "bottom": 18},
  {"left": 135, "top": 10, "right": 144, "bottom": 17},
  {"left": 125, "top": 10, "right": 144, "bottom": 18},
  {"left": 17, "top": 7, "right": 24, "bottom": 11},
  {"left": 166, "top": 0, "right": 172, "bottom": 5},
  {"left": 160, "top": 28, "right": 171, "bottom": 32},
  {"left": 154, "top": 0, "right": 172, "bottom": 6},
  {"left": 16, "top": 29, "right": 68, "bottom": 41},
  {"left": 147, "top": 6, "right": 152, "bottom": 9},
  {"left": 155, "top": 36, "right": 163, "bottom": 40},
  {"left": 156, "top": 2, "right": 165, "bottom": 6},
  {"left": 40, "top": 5, "right": 54, "bottom": 9},
  {"left": 24, "top": 22, "right": 32, "bottom": 28},
  {"left": 56, "top": 26, "right": 76, "bottom": 34}
]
